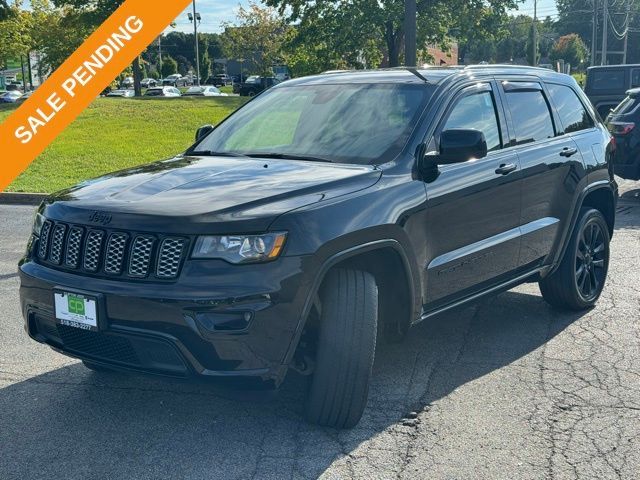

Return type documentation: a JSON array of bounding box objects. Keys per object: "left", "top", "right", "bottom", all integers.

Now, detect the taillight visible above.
[{"left": 608, "top": 122, "right": 635, "bottom": 135}]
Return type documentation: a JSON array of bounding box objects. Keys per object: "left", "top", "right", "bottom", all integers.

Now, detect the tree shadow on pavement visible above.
[{"left": 0, "top": 289, "right": 588, "bottom": 480}]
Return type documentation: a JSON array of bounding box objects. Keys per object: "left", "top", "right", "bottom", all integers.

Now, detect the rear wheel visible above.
[
  {"left": 539, "top": 208, "right": 610, "bottom": 310},
  {"left": 305, "top": 269, "right": 378, "bottom": 429}
]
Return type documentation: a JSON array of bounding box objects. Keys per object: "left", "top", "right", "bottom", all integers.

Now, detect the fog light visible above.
[{"left": 194, "top": 311, "right": 253, "bottom": 332}]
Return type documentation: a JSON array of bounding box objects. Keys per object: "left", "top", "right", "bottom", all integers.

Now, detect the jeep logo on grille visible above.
[{"left": 89, "top": 211, "right": 112, "bottom": 226}]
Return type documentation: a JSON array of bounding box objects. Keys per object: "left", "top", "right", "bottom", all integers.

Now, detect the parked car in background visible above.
[
  {"left": 211, "top": 74, "right": 232, "bottom": 87},
  {"left": 585, "top": 64, "right": 640, "bottom": 118},
  {"left": 15, "top": 90, "right": 35, "bottom": 103},
  {"left": 606, "top": 88, "right": 640, "bottom": 180},
  {"left": 20, "top": 66, "right": 617, "bottom": 429},
  {"left": 0, "top": 90, "right": 23, "bottom": 103},
  {"left": 141, "top": 78, "right": 158, "bottom": 88},
  {"left": 237, "top": 76, "right": 279, "bottom": 96},
  {"left": 162, "top": 74, "right": 189, "bottom": 87},
  {"left": 6, "top": 82, "right": 23, "bottom": 92},
  {"left": 119, "top": 77, "right": 134, "bottom": 89},
  {"left": 183, "top": 86, "right": 228, "bottom": 97},
  {"left": 144, "top": 86, "right": 181, "bottom": 97},
  {"left": 106, "top": 89, "right": 135, "bottom": 98}
]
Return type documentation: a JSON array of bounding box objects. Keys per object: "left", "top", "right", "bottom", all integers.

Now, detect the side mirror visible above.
[
  {"left": 195, "top": 124, "right": 214, "bottom": 142},
  {"left": 438, "top": 129, "right": 488, "bottom": 164}
]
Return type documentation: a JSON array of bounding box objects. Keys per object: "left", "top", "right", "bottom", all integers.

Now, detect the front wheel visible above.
[
  {"left": 305, "top": 269, "right": 378, "bottom": 429},
  {"left": 539, "top": 208, "right": 610, "bottom": 310}
]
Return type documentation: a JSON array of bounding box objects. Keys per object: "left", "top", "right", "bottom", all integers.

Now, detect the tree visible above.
[
  {"left": 0, "top": 0, "right": 10, "bottom": 20},
  {"left": 221, "top": 3, "right": 289, "bottom": 76},
  {"left": 161, "top": 55, "right": 178, "bottom": 78},
  {"left": 52, "top": 0, "right": 147, "bottom": 94},
  {"left": 550, "top": 33, "right": 588, "bottom": 69},
  {"left": 0, "top": 3, "right": 31, "bottom": 71},
  {"left": 266, "top": 0, "right": 520, "bottom": 67}
]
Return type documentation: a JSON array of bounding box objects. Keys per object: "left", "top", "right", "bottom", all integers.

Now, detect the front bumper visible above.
[{"left": 19, "top": 255, "right": 313, "bottom": 386}]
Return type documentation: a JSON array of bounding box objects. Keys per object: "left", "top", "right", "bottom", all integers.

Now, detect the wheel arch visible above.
[
  {"left": 545, "top": 181, "right": 617, "bottom": 278},
  {"left": 282, "top": 239, "right": 420, "bottom": 367}
]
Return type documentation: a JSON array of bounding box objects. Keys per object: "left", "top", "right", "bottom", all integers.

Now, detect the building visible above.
[{"left": 425, "top": 42, "right": 459, "bottom": 66}]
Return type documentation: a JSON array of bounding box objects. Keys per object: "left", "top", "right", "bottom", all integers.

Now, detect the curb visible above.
[{"left": 0, "top": 192, "right": 47, "bottom": 206}]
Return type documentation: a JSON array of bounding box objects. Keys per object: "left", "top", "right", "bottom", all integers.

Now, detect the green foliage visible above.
[
  {"left": 0, "top": 3, "right": 32, "bottom": 69},
  {"left": 266, "top": 0, "right": 519, "bottom": 67},
  {"left": 221, "top": 3, "right": 289, "bottom": 76},
  {"left": 161, "top": 56, "right": 178, "bottom": 78},
  {"left": 550, "top": 33, "right": 588, "bottom": 69},
  {"left": 0, "top": 0, "right": 10, "bottom": 20}
]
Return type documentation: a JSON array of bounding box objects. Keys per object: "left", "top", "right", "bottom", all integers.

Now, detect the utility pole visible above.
[
  {"left": 404, "top": 0, "right": 417, "bottom": 66},
  {"left": 189, "top": 0, "right": 201, "bottom": 86},
  {"left": 158, "top": 36, "right": 162, "bottom": 77},
  {"left": 532, "top": 0, "right": 538, "bottom": 66},
  {"left": 601, "top": 0, "right": 608, "bottom": 65},
  {"left": 592, "top": 0, "right": 598, "bottom": 65},
  {"left": 623, "top": 0, "right": 631, "bottom": 64}
]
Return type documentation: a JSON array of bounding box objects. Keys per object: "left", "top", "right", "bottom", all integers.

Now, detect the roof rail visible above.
[{"left": 464, "top": 64, "right": 553, "bottom": 72}]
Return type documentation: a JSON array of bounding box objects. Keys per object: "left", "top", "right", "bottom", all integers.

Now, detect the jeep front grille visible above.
[{"left": 36, "top": 221, "right": 187, "bottom": 280}]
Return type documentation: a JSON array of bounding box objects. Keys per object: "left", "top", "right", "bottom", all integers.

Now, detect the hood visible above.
[{"left": 43, "top": 155, "right": 382, "bottom": 234}]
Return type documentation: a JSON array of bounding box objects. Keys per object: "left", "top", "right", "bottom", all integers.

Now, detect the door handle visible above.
[
  {"left": 495, "top": 163, "right": 517, "bottom": 175},
  {"left": 560, "top": 147, "right": 579, "bottom": 157}
]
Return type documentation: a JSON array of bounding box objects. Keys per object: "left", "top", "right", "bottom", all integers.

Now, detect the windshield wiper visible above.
[
  {"left": 243, "top": 152, "right": 334, "bottom": 163},
  {"left": 189, "top": 150, "right": 248, "bottom": 158}
]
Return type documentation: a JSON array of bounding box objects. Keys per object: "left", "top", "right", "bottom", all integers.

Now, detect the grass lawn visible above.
[{"left": 0, "top": 97, "right": 245, "bottom": 193}]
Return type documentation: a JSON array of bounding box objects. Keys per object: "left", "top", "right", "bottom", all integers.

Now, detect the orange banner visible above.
[{"left": 0, "top": 0, "right": 191, "bottom": 191}]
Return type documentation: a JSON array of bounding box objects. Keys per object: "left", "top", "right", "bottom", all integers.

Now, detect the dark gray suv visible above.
[{"left": 20, "top": 66, "right": 617, "bottom": 428}]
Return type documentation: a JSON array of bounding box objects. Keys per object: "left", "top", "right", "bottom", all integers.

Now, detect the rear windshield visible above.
[
  {"left": 589, "top": 69, "right": 626, "bottom": 91},
  {"left": 612, "top": 95, "right": 638, "bottom": 115}
]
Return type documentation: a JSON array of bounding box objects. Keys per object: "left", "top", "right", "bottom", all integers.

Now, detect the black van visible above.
[{"left": 585, "top": 64, "right": 640, "bottom": 118}]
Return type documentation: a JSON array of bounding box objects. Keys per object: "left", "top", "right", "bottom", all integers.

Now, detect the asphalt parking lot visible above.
[{"left": 1, "top": 181, "right": 639, "bottom": 480}]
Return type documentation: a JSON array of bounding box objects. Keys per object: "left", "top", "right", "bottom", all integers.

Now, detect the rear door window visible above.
[
  {"left": 503, "top": 87, "right": 555, "bottom": 145},
  {"left": 547, "top": 83, "right": 594, "bottom": 133}
]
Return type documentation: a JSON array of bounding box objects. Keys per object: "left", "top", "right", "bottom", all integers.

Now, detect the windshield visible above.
[{"left": 194, "top": 83, "right": 432, "bottom": 165}]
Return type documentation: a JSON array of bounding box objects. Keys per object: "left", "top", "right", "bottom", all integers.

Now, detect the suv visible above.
[
  {"left": 19, "top": 66, "right": 617, "bottom": 429},
  {"left": 606, "top": 88, "right": 640, "bottom": 179},
  {"left": 162, "top": 74, "right": 188, "bottom": 87},
  {"left": 237, "top": 76, "right": 279, "bottom": 96},
  {"left": 585, "top": 64, "right": 640, "bottom": 118},
  {"left": 211, "top": 74, "right": 232, "bottom": 87}
]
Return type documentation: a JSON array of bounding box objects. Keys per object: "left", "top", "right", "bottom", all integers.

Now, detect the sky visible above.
[{"left": 169, "top": 0, "right": 560, "bottom": 34}]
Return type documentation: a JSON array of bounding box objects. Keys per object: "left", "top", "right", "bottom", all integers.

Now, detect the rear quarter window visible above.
[
  {"left": 589, "top": 69, "right": 626, "bottom": 91},
  {"left": 547, "top": 83, "right": 594, "bottom": 133}
]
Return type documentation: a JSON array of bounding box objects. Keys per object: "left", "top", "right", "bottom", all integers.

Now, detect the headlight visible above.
[
  {"left": 192, "top": 232, "right": 287, "bottom": 264},
  {"left": 32, "top": 212, "right": 45, "bottom": 237}
]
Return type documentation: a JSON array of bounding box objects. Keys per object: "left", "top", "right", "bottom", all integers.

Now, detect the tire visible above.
[
  {"left": 82, "top": 361, "right": 114, "bottom": 373},
  {"left": 305, "top": 269, "right": 378, "bottom": 429},
  {"left": 539, "top": 208, "right": 610, "bottom": 310}
]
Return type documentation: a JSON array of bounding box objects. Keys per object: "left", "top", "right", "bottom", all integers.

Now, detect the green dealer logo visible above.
[{"left": 68, "top": 295, "right": 85, "bottom": 316}]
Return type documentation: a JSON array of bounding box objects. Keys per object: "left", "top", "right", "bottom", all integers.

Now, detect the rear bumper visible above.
[{"left": 19, "top": 255, "right": 314, "bottom": 385}]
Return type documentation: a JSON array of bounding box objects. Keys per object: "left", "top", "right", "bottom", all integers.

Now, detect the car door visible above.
[
  {"left": 498, "top": 79, "right": 584, "bottom": 269},
  {"left": 423, "top": 81, "right": 522, "bottom": 307}
]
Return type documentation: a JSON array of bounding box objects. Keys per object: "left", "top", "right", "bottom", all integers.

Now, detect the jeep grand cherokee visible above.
[{"left": 19, "top": 66, "right": 618, "bottom": 428}]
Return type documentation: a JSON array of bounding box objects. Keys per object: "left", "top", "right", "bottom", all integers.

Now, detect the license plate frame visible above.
[{"left": 53, "top": 289, "right": 102, "bottom": 332}]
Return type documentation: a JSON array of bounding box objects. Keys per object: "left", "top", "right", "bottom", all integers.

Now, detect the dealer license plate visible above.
[{"left": 54, "top": 292, "right": 98, "bottom": 331}]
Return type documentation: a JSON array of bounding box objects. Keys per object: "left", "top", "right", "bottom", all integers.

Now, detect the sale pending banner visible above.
[{"left": 0, "top": 0, "right": 192, "bottom": 192}]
